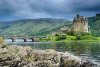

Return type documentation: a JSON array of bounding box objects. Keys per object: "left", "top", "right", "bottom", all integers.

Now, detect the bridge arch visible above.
[{"left": 10, "top": 36, "right": 16, "bottom": 42}]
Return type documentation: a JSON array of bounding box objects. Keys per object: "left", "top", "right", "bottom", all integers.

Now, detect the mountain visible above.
[
  {"left": 0, "top": 14, "right": 100, "bottom": 36},
  {"left": 0, "top": 18, "right": 72, "bottom": 36},
  {"left": 88, "top": 14, "right": 100, "bottom": 36}
]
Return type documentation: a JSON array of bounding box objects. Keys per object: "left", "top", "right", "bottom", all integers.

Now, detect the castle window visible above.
[
  {"left": 84, "top": 22, "right": 85, "bottom": 25},
  {"left": 77, "top": 25, "right": 78, "bottom": 28}
]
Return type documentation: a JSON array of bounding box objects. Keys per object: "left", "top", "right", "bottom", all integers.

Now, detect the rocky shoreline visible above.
[{"left": 0, "top": 45, "right": 97, "bottom": 67}]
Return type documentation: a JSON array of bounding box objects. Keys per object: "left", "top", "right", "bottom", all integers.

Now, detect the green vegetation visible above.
[
  {"left": 38, "top": 31, "right": 100, "bottom": 42},
  {"left": 88, "top": 14, "right": 100, "bottom": 36},
  {"left": 0, "top": 18, "right": 71, "bottom": 36},
  {"left": 0, "top": 14, "right": 100, "bottom": 37},
  {"left": 59, "top": 31, "right": 97, "bottom": 40},
  {"left": 54, "top": 34, "right": 66, "bottom": 41},
  {"left": 67, "top": 36, "right": 76, "bottom": 40},
  {"left": 0, "top": 14, "right": 100, "bottom": 42}
]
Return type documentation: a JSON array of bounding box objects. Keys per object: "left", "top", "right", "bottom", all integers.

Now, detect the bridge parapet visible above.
[{"left": 7, "top": 36, "right": 36, "bottom": 42}]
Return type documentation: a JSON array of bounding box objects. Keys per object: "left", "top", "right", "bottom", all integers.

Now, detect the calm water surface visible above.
[{"left": 5, "top": 39, "right": 100, "bottom": 66}]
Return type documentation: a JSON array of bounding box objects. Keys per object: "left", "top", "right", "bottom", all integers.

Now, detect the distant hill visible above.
[
  {"left": 0, "top": 14, "right": 100, "bottom": 36},
  {"left": 88, "top": 14, "right": 100, "bottom": 36},
  {"left": 0, "top": 18, "right": 72, "bottom": 36}
]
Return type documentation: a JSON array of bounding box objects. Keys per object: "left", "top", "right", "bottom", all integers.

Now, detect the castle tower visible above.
[{"left": 72, "top": 14, "right": 89, "bottom": 32}]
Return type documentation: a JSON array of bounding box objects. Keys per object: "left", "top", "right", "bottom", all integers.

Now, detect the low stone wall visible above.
[{"left": 0, "top": 45, "right": 96, "bottom": 67}]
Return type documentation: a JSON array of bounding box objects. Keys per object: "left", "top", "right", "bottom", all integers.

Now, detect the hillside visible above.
[
  {"left": 0, "top": 18, "right": 72, "bottom": 36},
  {"left": 88, "top": 14, "right": 100, "bottom": 36},
  {"left": 0, "top": 14, "right": 100, "bottom": 36}
]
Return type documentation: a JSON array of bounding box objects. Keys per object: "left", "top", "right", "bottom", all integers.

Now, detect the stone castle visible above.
[
  {"left": 52, "top": 14, "right": 90, "bottom": 36},
  {"left": 72, "top": 14, "right": 89, "bottom": 32}
]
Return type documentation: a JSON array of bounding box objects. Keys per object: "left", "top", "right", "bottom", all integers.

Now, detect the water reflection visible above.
[
  {"left": 5, "top": 39, "right": 100, "bottom": 65},
  {"left": 54, "top": 42, "right": 100, "bottom": 63}
]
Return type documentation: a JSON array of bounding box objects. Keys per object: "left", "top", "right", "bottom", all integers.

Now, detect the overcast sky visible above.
[{"left": 0, "top": 0, "right": 100, "bottom": 21}]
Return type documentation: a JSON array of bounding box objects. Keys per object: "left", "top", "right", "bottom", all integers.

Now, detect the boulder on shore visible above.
[{"left": 0, "top": 45, "right": 96, "bottom": 67}]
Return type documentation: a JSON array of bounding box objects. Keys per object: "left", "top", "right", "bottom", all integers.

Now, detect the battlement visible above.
[{"left": 73, "top": 14, "right": 88, "bottom": 22}]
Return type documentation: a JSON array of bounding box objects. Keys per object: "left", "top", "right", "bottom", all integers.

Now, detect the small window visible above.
[{"left": 84, "top": 22, "right": 85, "bottom": 25}]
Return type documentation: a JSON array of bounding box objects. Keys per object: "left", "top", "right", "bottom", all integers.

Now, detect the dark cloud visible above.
[{"left": 0, "top": 0, "right": 100, "bottom": 21}]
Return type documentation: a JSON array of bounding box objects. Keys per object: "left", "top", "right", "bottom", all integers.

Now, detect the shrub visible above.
[
  {"left": 67, "top": 30, "right": 75, "bottom": 36},
  {"left": 72, "top": 32, "right": 91, "bottom": 40},
  {"left": 81, "top": 35, "right": 96, "bottom": 40},
  {"left": 76, "top": 35, "right": 81, "bottom": 40},
  {"left": 67, "top": 30, "right": 90, "bottom": 36},
  {"left": 67, "top": 36, "right": 76, "bottom": 40},
  {"left": 55, "top": 35, "right": 66, "bottom": 41},
  {"left": 75, "top": 32, "right": 89, "bottom": 35},
  {"left": 55, "top": 33, "right": 60, "bottom": 37}
]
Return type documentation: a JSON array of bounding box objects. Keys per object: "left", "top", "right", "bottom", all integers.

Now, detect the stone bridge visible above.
[{"left": 7, "top": 36, "right": 37, "bottom": 42}]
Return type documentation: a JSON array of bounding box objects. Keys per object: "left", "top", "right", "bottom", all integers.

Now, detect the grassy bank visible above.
[{"left": 38, "top": 35, "right": 100, "bottom": 42}]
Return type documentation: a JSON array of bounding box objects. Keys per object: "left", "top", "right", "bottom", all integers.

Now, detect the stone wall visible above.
[{"left": 73, "top": 15, "right": 89, "bottom": 32}]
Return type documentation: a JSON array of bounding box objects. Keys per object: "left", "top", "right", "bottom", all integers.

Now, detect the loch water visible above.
[{"left": 5, "top": 39, "right": 100, "bottom": 66}]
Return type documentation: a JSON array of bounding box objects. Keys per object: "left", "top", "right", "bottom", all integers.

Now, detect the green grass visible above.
[
  {"left": 41, "top": 35, "right": 100, "bottom": 42},
  {"left": 97, "top": 37, "right": 100, "bottom": 40}
]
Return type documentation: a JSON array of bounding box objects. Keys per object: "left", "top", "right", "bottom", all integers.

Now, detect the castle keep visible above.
[{"left": 73, "top": 14, "right": 89, "bottom": 32}]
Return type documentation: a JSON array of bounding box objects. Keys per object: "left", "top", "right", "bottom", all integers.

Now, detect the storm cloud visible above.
[{"left": 0, "top": 0, "right": 100, "bottom": 21}]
